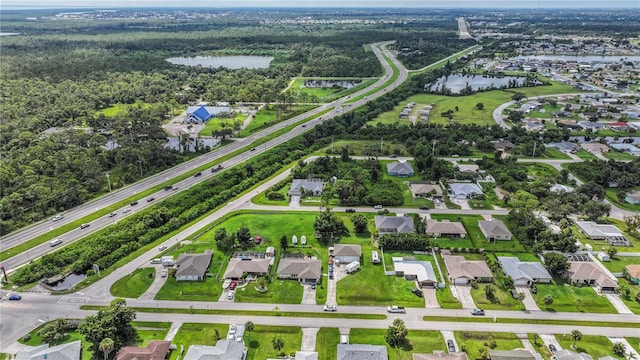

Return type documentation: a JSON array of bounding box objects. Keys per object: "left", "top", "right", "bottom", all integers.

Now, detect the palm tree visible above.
[
  {"left": 571, "top": 330, "right": 582, "bottom": 348},
  {"left": 99, "top": 337, "right": 114, "bottom": 360},
  {"left": 272, "top": 336, "right": 284, "bottom": 352}
]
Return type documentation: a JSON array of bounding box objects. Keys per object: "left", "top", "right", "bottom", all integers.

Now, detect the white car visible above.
[
  {"left": 160, "top": 270, "right": 167, "bottom": 278},
  {"left": 122, "top": 208, "right": 131, "bottom": 214},
  {"left": 323, "top": 304, "right": 337, "bottom": 312},
  {"left": 227, "top": 291, "right": 235, "bottom": 300},
  {"left": 52, "top": 215, "right": 63, "bottom": 222},
  {"left": 158, "top": 245, "right": 167, "bottom": 251}
]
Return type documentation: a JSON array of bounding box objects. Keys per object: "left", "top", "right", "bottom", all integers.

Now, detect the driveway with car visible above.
[
  {"left": 138, "top": 266, "right": 168, "bottom": 300},
  {"left": 301, "top": 283, "right": 317, "bottom": 305},
  {"left": 516, "top": 286, "right": 540, "bottom": 311}
]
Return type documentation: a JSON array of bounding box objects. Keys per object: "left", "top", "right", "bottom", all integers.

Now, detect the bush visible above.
[{"left": 22, "top": 334, "right": 31, "bottom": 342}]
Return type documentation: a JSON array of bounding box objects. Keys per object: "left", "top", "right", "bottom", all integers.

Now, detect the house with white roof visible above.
[
  {"left": 289, "top": 179, "right": 325, "bottom": 196},
  {"left": 575, "top": 221, "right": 624, "bottom": 239},
  {"left": 449, "top": 183, "right": 483, "bottom": 199},
  {"left": 183, "top": 340, "right": 247, "bottom": 360},
  {"left": 497, "top": 256, "right": 552, "bottom": 286},
  {"left": 392, "top": 257, "right": 438, "bottom": 288},
  {"left": 337, "top": 344, "right": 388, "bottom": 360},
  {"left": 16, "top": 340, "right": 81, "bottom": 360}
]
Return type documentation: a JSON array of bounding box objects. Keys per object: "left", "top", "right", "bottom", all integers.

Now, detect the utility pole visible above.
[
  {"left": 105, "top": 172, "right": 112, "bottom": 193},
  {"left": 380, "top": 137, "right": 384, "bottom": 153},
  {"left": 331, "top": 137, "right": 334, "bottom": 155},
  {"left": 532, "top": 142, "right": 537, "bottom": 157}
]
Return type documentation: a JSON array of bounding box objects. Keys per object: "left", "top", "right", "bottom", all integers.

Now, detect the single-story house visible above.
[
  {"left": 393, "top": 257, "right": 438, "bottom": 288},
  {"left": 442, "top": 254, "right": 493, "bottom": 285},
  {"left": 493, "top": 139, "right": 515, "bottom": 151},
  {"left": 183, "top": 340, "right": 247, "bottom": 360},
  {"left": 413, "top": 351, "right": 468, "bottom": 360},
  {"left": 116, "top": 341, "right": 172, "bottom": 360},
  {"left": 375, "top": 215, "right": 415, "bottom": 235},
  {"left": 610, "top": 143, "right": 640, "bottom": 156},
  {"left": 454, "top": 164, "right": 480, "bottom": 174},
  {"left": 295, "top": 351, "right": 319, "bottom": 360},
  {"left": 16, "top": 340, "right": 81, "bottom": 360},
  {"left": 426, "top": 220, "right": 467, "bottom": 238},
  {"left": 289, "top": 179, "right": 325, "bottom": 197},
  {"left": 175, "top": 250, "right": 213, "bottom": 281},
  {"left": 597, "top": 252, "right": 610, "bottom": 262},
  {"left": 409, "top": 183, "right": 443, "bottom": 199},
  {"left": 489, "top": 350, "right": 539, "bottom": 360},
  {"left": 578, "top": 121, "right": 605, "bottom": 131},
  {"left": 224, "top": 257, "right": 271, "bottom": 280},
  {"left": 625, "top": 191, "right": 640, "bottom": 205},
  {"left": 566, "top": 262, "right": 618, "bottom": 292},
  {"left": 497, "top": 256, "right": 552, "bottom": 286},
  {"left": 337, "top": 344, "right": 388, "bottom": 360},
  {"left": 625, "top": 264, "right": 640, "bottom": 285},
  {"left": 525, "top": 120, "right": 545, "bottom": 132},
  {"left": 607, "top": 122, "right": 629, "bottom": 131},
  {"left": 478, "top": 219, "right": 512, "bottom": 241},
  {"left": 629, "top": 121, "right": 640, "bottom": 130},
  {"left": 277, "top": 257, "right": 322, "bottom": 283},
  {"left": 547, "top": 141, "right": 579, "bottom": 153},
  {"left": 387, "top": 161, "right": 415, "bottom": 178},
  {"left": 449, "top": 183, "right": 483, "bottom": 199},
  {"left": 554, "top": 349, "right": 620, "bottom": 360},
  {"left": 185, "top": 105, "right": 231, "bottom": 124},
  {"left": 581, "top": 142, "right": 610, "bottom": 153},
  {"left": 556, "top": 120, "right": 582, "bottom": 130},
  {"left": 333, "top": 244, "right": 361, "bottom": 264},
  {"left": 575, "top": 221, "right": 624, "bottom": 240},
  {"left": 549, "top": 184, "right": 575, "bottom": 193}
]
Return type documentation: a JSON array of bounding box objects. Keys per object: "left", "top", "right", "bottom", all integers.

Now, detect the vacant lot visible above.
[
  {"left": 111, "top": 267, "right": 156, "bottom": 298},
  {"left": 556, "top": 334, "right": 622, "bottom": 359},
  {"left": 454, "top": 331, "right": 522, "bottom": 358},
  {"left": 316, "top": 328, "right": 340, "bottom": 360},
  {"left": 245, "top": 325, "right": 302, "bottom": 360},
  {"left": 532, "top": 282, "right": 616, "bottom": 313},
  {"left": 349, "top": 328, "right": 444, "bottom": 360}
]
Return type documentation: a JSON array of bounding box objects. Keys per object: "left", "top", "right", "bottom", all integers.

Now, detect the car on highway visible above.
[
  {"left": 301, "top": 124, "right": 306, "bottom": 127},
  {"left": 389, "top": 155, "right": 397, "bottom": 158},
  {"left": 164, "top": 185, "right": 173, "bottom": 191},
  {"left": 419, "top": 206, "right": 430, "bottom": 210},
  {"left": 158, "top": 245, "right": 167, "bottom": 251},
  {"left": 194, "top": 172, "right": 202, "bottom": 177},
  {"left": 323, "top": 304, "right": 337, "bottom": 312},
  {"left": 147, "top": 197, "right": 155, "bottom": 202},
  {"left": 229, "top": 281, "right": 238, "bottom": 290},
  {"left": 250, "top": 148, "right": 256, "bottom": 151},
  {"left": 122, "top": 208, "right": 131, "bottom": 214},
  {"left": 108, "top": 212, "right": 117, "bottom": 218},
  {"left": 8, "top": 293, "right": 22, "bottom": 301},
  {"left": 345, "top": 208, "right": 356, "bottom": 213},
  {"left": 52, "top": 215, "right": 64, "bottom": 222},
  {"left": 471, "top": 308, "right": 485, "bottom": 316},
  {"left": 80, "top": 223, "right": 90, "bottom": 229},
  {"left": 49, "top": 238, "right": 63, "bottom": 247},
  {"left": 160, "top": 270, "right": 167, "bottom": 278},
  {"left": 227, "top": 291, "right": 235, "bottom": 300},
  {"left": 130, "top": 201, "right": 139, "bottom": 206},
  {"left": 374, "top": 205, "right": 382, "bottom": 209},
  {"left": 447, "top": 339, "right": 455, "bottom": 352}
]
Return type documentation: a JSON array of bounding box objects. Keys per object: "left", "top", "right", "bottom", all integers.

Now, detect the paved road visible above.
[{"left": 0, "top": 41, "right": 409, "bottom": 274}]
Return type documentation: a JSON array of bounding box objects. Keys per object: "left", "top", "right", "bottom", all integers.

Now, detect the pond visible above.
[
  {"left": 166, "top": 55, "right": 274, "bottom": 69},
  {"left": 303, "top": 79, "right": 362, "bottom": 89},
  {"left": 516, "top": 55, "right": 640, "bottom": 63},
  {"left": 47, "top": 273, "right": 88, "bottom": 291},
  {"left": 425, "top": 74, "right": 539, "bottom": 94}
]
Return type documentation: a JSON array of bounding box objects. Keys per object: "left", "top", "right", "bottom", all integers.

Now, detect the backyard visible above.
[
  {"left": 532, "top": 282, "right": 617, "bottom": 313},
  {"left": 169, "top": 323, "right": 229, "bottom": 360},
  {"left": 454, "top": 331, "right": 522, "bottom": 359},
  {"left": 556, "top": 334, "right": 622, "bottom": 359}
]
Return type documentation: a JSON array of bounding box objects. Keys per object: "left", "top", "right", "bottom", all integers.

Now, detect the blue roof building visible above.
[{"left": 185, "top": 105, "right": 231, "bottom": 123}]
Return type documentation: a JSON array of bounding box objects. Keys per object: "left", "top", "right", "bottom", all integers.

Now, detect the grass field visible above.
[
  {"left": 110, "top": 267, "right": 156, "bottom": 298},
  {"left": 454, "top": 331, "right": 522, "bottom": 358},
  {"left": 575, "top": 149, "right": 599, "bottom": 161},
  {"left": 237, "top": 105, "right": 315, "bottom": 137},
  {"left": 316, "top": 328, "right": 340, "bottom": 360},
  {"left": 95, "top": 102, "right": 153, "bottom": 117},
  {"left": 169, "top": 323, "right": 229, "bottom": 360},
  {"left": 199, "top": 114, "right": 247, "bottom": 135},
  {"left": 245, "top": 325, "right": 302, "bottom": 359},
  {"left": 556, "top": 334, "right": 622, "bottom": 359},
  {"left": 235, "top": 279, "right": 303, "bottom": 304},
  {"left": 290, "top": 77, "right": 378, "bottom": 102},
  {"left": 601, "top": 256, "right": 640, "bottom": 273},
  {"left": 532, "top": 282, "right": 617, "bottom": 313},
  {"left": 603, "top": 150, "right": 638, "bottom": 161},
  {"left": 470, "top": 283, "right": 523, "bottom": 311},
  {"left": 349, "top": 328, "right": 444, "bottom": 360},
  {"left": 626, "top": 337, "right": 640, "bottom": 354}
]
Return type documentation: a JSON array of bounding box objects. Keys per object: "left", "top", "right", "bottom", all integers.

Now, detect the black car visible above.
[
  {"left": 130, "top": 201, "right": 139, "bottom": 206},
  {"left": 389, "top": 155, "right": 398, "bottom": 158},
  {"left": 420, "top": 206, "right": 430, "bottom": 210},
  {"left": 447, "top": 340, "right": 456, "bottom": 352},
  {"left": 164, "top": 185, "right": 173, "bottom": 191},
  {"left": 531, "top": 285, "right": 538, "bottom": 294},
  {"left": 548, "top": 344, "right": 557, "bottom": 354},
  {"left": 147, "top": 197, "right": 155, "bottom": 202},
  {"left": 345, "top": 208, "right": 356, "bottom": 213},
  {"left": 510, "top": 289, "right": 519, "bottom": 299},
  {"left": 194, "top": 172, "right": 202, "bottom": 177},
  {"left": 251, "top": 148, "right": 256, "bottom": 151},
  {"left": 411, "top": 289, "right": 424, "bottom": 298}
]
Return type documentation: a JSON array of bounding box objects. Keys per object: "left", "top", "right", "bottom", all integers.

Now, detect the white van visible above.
[
  {"left": 371, "top": 251, "right": 380, "bottom": 264},
  {"left": 340, "top": 335, "right": 348, "bottom": 344},
  {"left": 49, "top": 239, "right": 63, "bottom": 247}
]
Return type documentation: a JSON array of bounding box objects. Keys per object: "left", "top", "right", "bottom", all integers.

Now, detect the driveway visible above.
[
  {"left": 608, "top": 337, "right": 639, "bottom": 359},
  {"left": 289, "top": 196, "right": 301, "bottom": 208},
  {"left": 440, "top": 330, "right": 458, "bottom": 353},
  {"left": 605, "top": 293, "right": 633, "bottom": 314},
  {"left": 452, "top": 199, "right": 471, "bottom": 210},
  {"left": 516, "top": 286, "right": 540, "bottom": 311},
  {"left": 539, "top": 334, "right": 562, "bottom": 353},
  {"left": 138, "top": 266, "right": 165, "bottom": 300},
  {"left": 515, "top": 333, "right": 537, "bottom": 354},
  {"left": 454, "top": 285, "right": 476, "bottom": 309},
  {"left": 301, "top": 327, "right": 320, "bottom": 351},
  {"left": 301, "top": 283, "right": 316, "bottom": 305},
  {"left": 325, "top": 274, "right": 337, "bottom": 305},
  {"left": 423, "top": 288, "right": 440, "bottom": 308}
]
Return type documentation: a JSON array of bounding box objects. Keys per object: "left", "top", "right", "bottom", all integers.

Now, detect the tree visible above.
[
  {"left": 245, "top": 321, "right": 255, "bottom": 333},
  {"left": 236, "top": 227, "right": 252, "bottom": 248},
  {"left": 511, "top": 93, "right": 527, "bottom": 102},
  {"left": 271, "top": 336, "right": 284, "bottom": 352},
  {"left": 313, "top": 208, "right": 348, "bottom": 245},
  {"left": 543, "top": 294, "right": 554, "bottom": 309},
  {"left": 37, "top": 319, "right": 69, "bottom": 344},
  {"left": 475, "top": 102, "right": 484, "bottom": 110},
  {"left": 280, "top": 235, "right": 288, "bottom": 251},
  {"left": 581, "top": 200, "right": 611, "bottom": 221},
  {"left": 571, "top": 330, "right": 582, "bottom": 348},
  {"left": 351, "top": 214, "right": 368, "bottom": 233},
  {"left": 612, "top": 342, "right": 626, "bottom": 357},
  {"left": 543, "top": 252, "right": 569, "bottom": 277},
  {"left": 484, "top": 284, "right": 496, "bottom": 301},
  {"left": 99, "top": 338, "right": 115, "bottom": 360},
  {"left": 385, "top": 318, "right": 408, "bottom": 347},
  {"left": 78, "top": 300, "right": 137, "bottom": 353},
  {"left": 607, "top": 246, "right": 618, "bottom": 259},
  {"left": 617, "top": 285, "right": 631, "bottom": 299}
]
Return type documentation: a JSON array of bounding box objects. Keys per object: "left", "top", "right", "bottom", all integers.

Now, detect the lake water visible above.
[
  {"left": 516, "top": 55, "right": 640, "bottom": 63},
  {"left": 426, "top": 74, "right": 538, "bottom": 94},
  {"left": 166, "top": 55, "right": 274, "bottom": 69},
  {"left": 0, "top": 32, "right": 21, "bottom": 36},
  {"left": 303, "top": 79, "right": 362, "bottom": 89},
  {"left": 48, "top": 273, "right": 87, "bottom": 291}
]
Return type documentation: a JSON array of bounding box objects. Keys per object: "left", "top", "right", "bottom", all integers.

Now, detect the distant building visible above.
[
  {"left": 549, "top": 184, "right": 575, "bottom": 193},
  {"left": 185, "top": 105, "right": 231, "bottom": 124},
  {"left": 289, "top": 179, "right": 325, "bottom": 197}
]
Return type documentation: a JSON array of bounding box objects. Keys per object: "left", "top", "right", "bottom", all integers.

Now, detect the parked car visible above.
[
  {"left": 80, "top": 223, "right": 90, "bottom": 229},
  {"left": 389, "top": 155, "right": 398, "bottom": 158},
  {"left": 310, "top": 283, "right": 316, "bottom": 290},
  {"left": 230, "top": 281, "right": 238, "bottom": 290},
  {"left": 323, "top": 304, "right": 337, "bottom": 312},
  {"left": 548, "top": 344, "right": 557, "bottom": 354},
  {"left": 130, "top": 201, "right": 139, "bottom": 206},
  {"left": 158, "top": 245, "right": 167, "bottom": 251},
  {"left": 194, "top": 172, "right": 202, "bottom": 177},
  {"left": 52, "top": 215, "right": 64, "bottom": 222},
  {"left": 345, "top": 208, "right": 356, "bottom": 213},
  {"left": 411, "top": 289, "right": 424, "bottom": 298},
  {"left": 510, "top": 289, "right": 519, "bottom": 299},
  {"left": 531, "top": 285, "right": 538, "bottom": 294},
  {"left": 160, "top": 270, "right": 167, "bottom": 278},
  {"left": 419, "top": 206, "right": 430, "bottom": 210},
  {"left": 147, "top": 197, "right": 155, "bottom": 202},
  {"left": 8, "top": 293, "right": 22, "bottom": 301},
  {"left": 447, "top": 339, "right": 456, "bottom": 352},
  {"left": 471, "top": 308, "right": 485, "bottom": 316},
  {"left": 227, "top": 291, "right": 235, "bottom": 300}
]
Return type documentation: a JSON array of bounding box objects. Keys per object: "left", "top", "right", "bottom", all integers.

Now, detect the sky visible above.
[{"left": 2, "top": 0, "right": 639, "bottom": 8}]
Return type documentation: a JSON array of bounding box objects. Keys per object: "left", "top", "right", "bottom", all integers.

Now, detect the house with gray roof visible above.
[
  {"left": 183, "top": 340, "right": 247, "bottom": 360},
  {"left": 610, "top": 143, "right": 640, "bottom": 156},
  {"left": 277, "top": 257, "right": 322, "bottom": 283},
  {"left": 224, "top": 257, "right": 271, "bottom": 280},
  {"left": 626, "top": 191, "right": 640, "bottom": 205},
  {"left": 16, "top": 340, "right": 81, "bottom": 360},
  {"left": 387, "top": 161, "right": 415, "bottom": 178},
  {"left": 575, "top": 221, "right": 624, "bottom": 239},
  {"left": 549, "top": 184, "right": 574, "bottom": 193},
  {"left": 478, "top": 219, "right": 512, "bottom": 241},
  {"left": 578, "top": 121, "right": 605, "bottom": 131},
  {"left": 442, "top": 254, "right": 493, "bottom": 285},
  {"left": 175, "top": 250, "right": 213, "bottom": 281},
  {"left": 554, "top": 349, "right": 615, "bottom": 360},
  {"left": 332, "top": 244, "right": 361, "bottom": 264},
  {"left": 547, "top": 141, "right": 579, "bottom": 153},
  {"left": 375, "top": 216, "right": 415, "bottom": 235},
  {"left": 426, "top": 220, "right": 467, "bottom": 238},
  {"left": 413, "top": 351, "right": 468, "bottom": 360},
  {"left": 289, "top": 179, "right": 325, "bottom": 197},
  {"left": 497, "top": 256, "right": 552, "bottom": 286},
  {"left": 489, "top": 350, "right": 540, "bottom": 360},
  {"left": 409, "top": 183, "right": 443, "bottom": 199},
  {"left": 337, "top": 344, "right": 388, "bottom": 360},
  {"left": 294, "top": 351, "right": 318, "bottom": 360},
  {"left": 449, "top": 183, "right": 483, "bottom": 199}
]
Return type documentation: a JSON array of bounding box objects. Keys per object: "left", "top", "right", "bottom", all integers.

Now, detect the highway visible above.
[{"left": 0, "top": 41, "right": 410, "bottom": 274}]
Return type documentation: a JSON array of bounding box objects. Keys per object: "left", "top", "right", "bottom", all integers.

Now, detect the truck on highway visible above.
[{"left": 387, "top": 306, "right": 405, "bottom": 313}]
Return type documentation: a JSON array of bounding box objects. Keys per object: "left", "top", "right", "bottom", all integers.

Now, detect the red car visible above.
[{"left": 229, "top": 281, "right": 237, "bottom": 290}]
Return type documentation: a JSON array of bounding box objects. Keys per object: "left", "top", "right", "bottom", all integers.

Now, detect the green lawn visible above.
[
  {"left": 170, "top": 323, "right": 229, "bottom": 360},
  {"left": 95, "top": 102, "right": 152, "bottom": 117},
  {"left": 454, "top": 331, "right": 522, "bottom": 359},
  {"left": 235, "top": 279, "right": 303, "bottom": 304},
  {"left": 291, "top": 77, "right": 377, "bottom": 102},
  {"left": 603, "top": 151, "right": 637, "bottom": 161},
  {"left": 529, "top": 334, "right": 553, "bottom": 360},
  {"left": 349, "top": 328, "right": 444, "bottom": 360},
  {"left": 601, "top": 256, "right": 640, "bottom": 273},
  {"left": 237, "top": 105, "right": 315, "bottom": 137},
  {"left": 245, "top": 325, "right": 302, "bottom": 359},
  {"left": 626, "top": 337, "right": 640, "bottom": 355},
  {"left": 315, "top": 140, "right": 411, "bottom": 157},
  {"left": 575, "top": 149, "right": 598, "bottom": 161},
  {"left": 556, "top": 334, "right": 621, "bottom": 359},
  {"left": 316, "top": 328, "right": 340, "bottom": 360},
  {"left": 110, "top": 267, "right": 156, "bottom": 298},
  {"left": 532, "top": 282, "right": 617, "bottom": 313},
  {"left": 199, "top": 114, "right": 247, "bottom": 135},
  {"left": 470, "top": 283, "right": 523, "bottom": 311},
  {"left": 251, "top": 183, "right": 291, "bottom": 206},
  {"left": 434, "top": 253, "right": 463, "bottom": 309},
  {"left": 380, "top": 160, "right": 435, "bottom": 208},
  {"left": 525, "top": 163, "right": 560, "bottom": 178}
]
